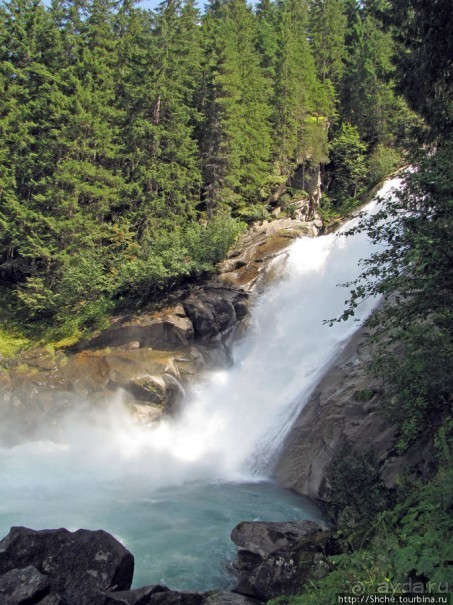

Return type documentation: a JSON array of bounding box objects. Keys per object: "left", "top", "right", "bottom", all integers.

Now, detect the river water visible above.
[{"left": 0, "top": 178, "right": 400, "bottom": 590}]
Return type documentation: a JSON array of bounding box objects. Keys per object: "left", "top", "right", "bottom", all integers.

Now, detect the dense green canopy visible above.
[{"left": 0, "top": 0, "right": 415, "bottom": 338}]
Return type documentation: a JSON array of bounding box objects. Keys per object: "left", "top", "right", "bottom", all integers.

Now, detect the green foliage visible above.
[
  {"left": 340, "top": 3, "right": 399, "bottom": 146},
  {"left": 269, "top": 454, "right": 453, "bottom": 604},
  {"left": 338, "top": 139, "right": 453, "bottom": 332},
  {"left": 0, "top": 0, "right": 436, "bottom": 342},
  {"left": 186, "top": 212, "right": 245, "bottom": 269},
  {"left": 367, "top": 144, "right": 401, "bottom": 186},
  {"left": 309, "top": 0, "right": 347, "bottom": 87},
  {"left": 354, "top": 388, "right": 375, "bottom": 402},
  {"left": 389, "top": 0, "right": 453, "bottom": 139},
  {"left": 115, "top": 213, "right": 244, "bottom": 301},
  {"left": 372, "top": 324, "right": 453, "bottom": 453},
  {"left": 0, "top": 327, "right": 30, "bottom": 358},
  {"left": 200, "top": 0, "right": 272, "bottom": 214},
  {"left": 327, "top": 123, "right": 367, "bottom": 205},
  {"left": 274, "top": 0, "right": 334, "bottom": 176},
  {"left": 328, "top": 451, "right": 388, "bottom": 529},
  {"left": 332, "top": 136, "right": 453, "bottom": 454}
]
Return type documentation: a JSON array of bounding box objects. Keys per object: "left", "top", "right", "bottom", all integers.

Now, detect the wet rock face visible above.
[
  {"left": 183, "top": 288, "right": 247, "bottom": 342},
  {"left": 273, "top": 327, "right": 435, "bottom": 498},
  {"left": 218, "top": 214, "right": 322, "bottom": 291},
  {"left": 230, "top": 521, "right": 333, "bottom": 601}
]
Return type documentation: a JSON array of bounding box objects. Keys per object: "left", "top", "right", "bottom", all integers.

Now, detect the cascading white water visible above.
[{"left": 0, "top": 177, "right": 400, "bottom": 590}]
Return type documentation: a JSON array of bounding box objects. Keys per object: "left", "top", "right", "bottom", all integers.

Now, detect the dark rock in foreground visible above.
[
  {"left": 203, "top": 592, "right": 259, "bottom": 605},
  {"left": 0, "top": 521, "right": 332, "bottom": 605},
  {"left": 0, "top": 565, "right": 50, "bottom": 604},
  {"left": 0, "top": 526, "right": 134, "bottom": 604},
  {"left": 230, "top": 520, "right": 334, "bottom": 601},
  {"left": 0, "top": 526, "right": 271, "bottom": 605}
]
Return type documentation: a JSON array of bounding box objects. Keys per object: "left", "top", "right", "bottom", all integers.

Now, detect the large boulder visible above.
[
  {"left": 0, "top": 527, "right": 134, "bottom": 604},
  {"left": 230, "top": 521, "right": 332, "bottom": 601},
  {"left": 71, "top": 306, "right": 195, "bottom": 352},
  {"left": 183, "top": 287, "right": 247, "bottom": 342},
  {"left": 231, "top": 520, "right": 323, "bottom": 558}
]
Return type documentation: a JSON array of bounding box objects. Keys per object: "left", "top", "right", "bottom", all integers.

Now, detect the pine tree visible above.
[
  {"left": 0, "top": 0, "right": 70, "bottom": 312},
  {"left": 340, "top": 0, "right": 396, "bottom": 146},
  {"left": 200, "top": 0, "right": 272, "bottom": 216},
  {"left": 255, "top": 0, "right": 279, "bottom": 83},
  {"left": 389, "top": 0, "right": 453, "bottom": 138},
  {"left": 116, "top": 0, "right": 202, "bottom": 229},
  {"left": 309, "top": 0, "right": 347, "bottom": 87},
  {"left": 274, "top": 0, "right": 332, "bottom": 177}
]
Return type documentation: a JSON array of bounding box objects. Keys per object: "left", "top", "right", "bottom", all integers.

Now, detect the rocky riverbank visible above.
[
  {"left": 0, "top": 206, "right": 322, "bottom": 445},
  {"left": 0, "top": 521, "right": 336, "bottom": 605}
]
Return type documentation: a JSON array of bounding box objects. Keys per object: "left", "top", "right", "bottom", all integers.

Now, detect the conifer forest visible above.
[{"left": 0, "top": 0, "right": 430, "bottom": 340}]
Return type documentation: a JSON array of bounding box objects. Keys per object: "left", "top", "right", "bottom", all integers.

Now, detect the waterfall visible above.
[
  {"left": 0, "top": 177, "right": 401, "bottom": 589},
  {"left": 129, "top": 176, "right": 400, "bottom": 481}
]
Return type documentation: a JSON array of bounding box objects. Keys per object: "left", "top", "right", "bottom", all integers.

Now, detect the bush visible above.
[
  {"left": 372, "top": 322, "right": 453, "bottom": 453},
  {"left": 186, "top": 212, "right": 245, "bottom": 268},
  {"left": 328, "top": 451, "right": 388, "bottom": 529},
  {"left": 0, "top": 327, "right": 29, "bottom": 358},
  {"left": 367, "top": 145, "right": 402, "bottom": 186},
  {"left": 327, "top": 123, "right": 368, "bottom": 206}
]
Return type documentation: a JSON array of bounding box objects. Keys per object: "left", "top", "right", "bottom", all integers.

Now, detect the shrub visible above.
[{"left": 367, "top": 145, "right": 402, "bottom": 186}]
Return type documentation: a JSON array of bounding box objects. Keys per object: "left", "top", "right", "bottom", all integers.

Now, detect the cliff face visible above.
[{"left": 273, "top": 326, "right": 434, "bottom": 501}]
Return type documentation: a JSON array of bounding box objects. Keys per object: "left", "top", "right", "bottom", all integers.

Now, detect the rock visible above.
[
  {"left": 231, "top": 521, "right": 332, "bottom": 601},
  {"left": 20, "top": 348, "right": 59, "bottom": 372},
  {"left": 202, "top": 592, "right": 260, "bottom": 605},
  {"left": 0, "top": 368, "right": 11, "bottom": 399},
  {"left": 62, "top": 352, "right": 110, "bottom": 393},
  {"left": 183, "top": 289, "right": 238, "bottom": 341},
  {"left": 218, "top": 215, "right": 322, "bottom": 291},
  {"left": 36, "top": 594, "right": 65, "bottom": 605},
  {"left": 273, "top": 325, "right": 435, "bottom": 499},
  {"left": 272, "top": 329, "right": 393, "bottom": 499},
  {"left": 231, "top": 520, "right": 324, "bottom": 558},
  {"left": 235, "top": 547, "right": 330, "bottom": 600},
  {"left": 99, "top": 584, "right": 170, "bottom": 605},
  {"left": 0, "top": 565, "right": 50, "bottom": 604},
  {"left": 107, "top": 348, "right": 180, "bottom": 379},
  {"left": 147, "top": 590, "right": 204, "bottom": 605},
  {"left": 0, "top": 527, "right": 134, "bottom": 604},
  {"left": 129, "top": 402, "right": 163, "bottom": 425},
  {"left": 85, "top": 588, "right": 204, "bottom": 605},
  {"left": 161, "top": 373, "right": 186, "bottom": 414},
  {"left": 72, "top": 308, "right": 194, "bottom": 352}
]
